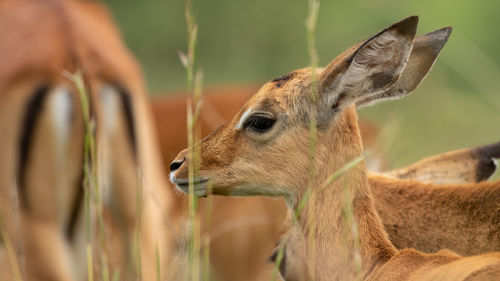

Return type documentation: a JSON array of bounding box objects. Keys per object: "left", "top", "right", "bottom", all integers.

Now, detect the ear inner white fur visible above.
[
  {"left": 356, "top": 26, "right": 452, "bottom": 107},
  {"left": 320, "top": 16, "right": 418, "bottom": 111}
]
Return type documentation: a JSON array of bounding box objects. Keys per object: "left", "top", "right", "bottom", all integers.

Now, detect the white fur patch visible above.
[
  {"left": 100, "top": 84, "right": 120, "bottom": 134},
  {"left": 49, "top": 85, "right": 73, "bottom": 153},
  {"left": 169, "top": 171, "right": 176, "bottom": 184},
  {"left": 99, "top": 84, "right": 121, "bottom": 204},
  {"left": 342, "top": 31, "right": 399, "bottom": 95},
  {"left": 235, "top": 108, "right": 252, "bottom": 130},
  {"left": 488, "top": 158, "right": 499, "bottom": 181},
  {"left": 49, "top": 85, "right": 74, "bottom": 224}
]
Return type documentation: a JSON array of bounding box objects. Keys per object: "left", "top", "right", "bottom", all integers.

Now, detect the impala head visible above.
[{"left": 170, "top": 16, "right": 451, "bottom": 202}]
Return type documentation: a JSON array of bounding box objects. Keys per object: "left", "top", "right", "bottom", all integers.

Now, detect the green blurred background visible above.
[{"left": 103, "top": 0, "right": 500, "bottom": 170}]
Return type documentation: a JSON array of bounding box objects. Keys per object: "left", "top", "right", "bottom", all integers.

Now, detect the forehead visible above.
[
  {"left": 232, "top": 67, "right": 321, "bottom": 130},
  {"left": 249, "top": 68, "right": 312, "bottom": 108}
]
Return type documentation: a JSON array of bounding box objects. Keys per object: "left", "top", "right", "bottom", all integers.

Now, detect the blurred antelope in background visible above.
[
  {"left": 0, "top": 0, "right": 174, "bottom": 280},
  {"left": 171, "top": 16, "right": 500, "bottom": 280}
]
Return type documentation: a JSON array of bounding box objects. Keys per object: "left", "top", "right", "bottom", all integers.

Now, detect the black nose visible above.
[{"left": 170, "top": 158, "right": 185, "bottom": 172}]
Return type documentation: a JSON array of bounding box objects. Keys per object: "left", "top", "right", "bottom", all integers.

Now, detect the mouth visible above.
[{"left": 170, "top": 174, "right": 210, "bottom": 197}]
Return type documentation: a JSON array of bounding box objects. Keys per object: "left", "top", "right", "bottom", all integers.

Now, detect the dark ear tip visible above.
[
  {"left": 430, "top": 26, "right": 453, "bottom": 38},
  {"left": 442, "top": 26, "right": 453, "bottom": 35},
  {"left": 405, "top": 15, "right": 419, "bottom": 24},
  {"left": 436, "top": 26, "right": 453, "bottom": 44},
  {"left": 391, "top": 15, "right": 419, "bottom": 38},
  {"left": 476, "top": 140, "right": 500, "bottom": 159},
  {"left": 417, "top": 26, "right": 453, "bottom": 53},
  {"left": 474, "top": 140, "right": 500, "bottom": 181}
]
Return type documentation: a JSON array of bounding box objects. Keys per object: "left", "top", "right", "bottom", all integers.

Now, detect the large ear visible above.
[
  {"left": 318, "top": 16, "right": 418, "bottom": 111},
  {"left": 356, "top": 27, "right": 452, "bottom": 107},
  {"left": 385, "top": 140, "right": 500, "bottom": 184}
]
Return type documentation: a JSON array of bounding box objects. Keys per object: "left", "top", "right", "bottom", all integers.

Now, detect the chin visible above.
[
  {"left": 174, "top": 183, "right": 208, "bottom": 197},
  {"left": 170, "top": 172, "right": 210, "bottom": 197}
]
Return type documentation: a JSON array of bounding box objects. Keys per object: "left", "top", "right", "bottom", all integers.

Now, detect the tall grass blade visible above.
[
  {"left": 305, "top": 0, "right": 320, "bottom": 279},
  {"left": 181, "top": 0, "right": 204, "bottom": 279},
  {"left": 65, "top": 70, "right": 111, "bottom": 281}
]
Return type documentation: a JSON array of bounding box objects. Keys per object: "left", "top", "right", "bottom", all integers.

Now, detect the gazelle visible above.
[
  {"left": 171, "top": 16, "right": 500, "bottom": 280},
  {"left": 154, "top": 90, "right": 500, "bottom": 281},
  {"left": 153, "top": 87, "right": 500, "bottom": 280},
  {"left": 153, "top": 88, "right": 499, "bottom": 281},
  {"left": 152, "top": 86, "right": 382, "bottom": 281},
  {"left": 0, "top": 0, "right": 173, "bottom": 280}
]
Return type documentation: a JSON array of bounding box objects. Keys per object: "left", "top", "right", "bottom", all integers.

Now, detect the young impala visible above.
[
  {"left": 154, "top": 89, "right": 500, "bottom": 281},
  {"left": 170, "top": 16, "right": 500, "bottom": 280},
  {"left": 153, "top": 87, "right": 500, "bottom": 280},
  {"left": 152, "top": 85, "right": 383, "bottom": 281}
]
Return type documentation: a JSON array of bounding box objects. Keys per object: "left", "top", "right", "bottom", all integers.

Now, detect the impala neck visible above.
[{"left": 294, "top": 106, "right": 396, "bottom": 281}]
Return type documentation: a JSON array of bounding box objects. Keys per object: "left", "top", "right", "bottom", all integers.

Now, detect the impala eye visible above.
[{"left": 244, "top": 115, "right": 276, "bottom": 133}]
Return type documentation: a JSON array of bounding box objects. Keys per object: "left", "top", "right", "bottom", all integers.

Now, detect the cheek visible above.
[
  {"left": 230, "top": 147, "right": 308, "bottom": 188},
  {"left": 199, "top": 126, "right": 311, "bottom": 189},
  {"left": 200, "top": 130, "right": 243, "bottom": 170},
  {"left": 265, "top": 143, "right": 310, "bottom": 179}
]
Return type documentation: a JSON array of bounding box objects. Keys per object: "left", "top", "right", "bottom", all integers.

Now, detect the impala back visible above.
[{"left": 0, "top": 0, "right": 173, "bottom": 280}]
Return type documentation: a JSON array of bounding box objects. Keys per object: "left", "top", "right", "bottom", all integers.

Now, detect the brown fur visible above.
[
  {"left": 171, "top": 16, "right": 500, "bottom": 280},
  {"left": 373, "top": 175, "right": 500, "bottom": 255},
  {"left": 155, "top": 87, "right": 500, "bottom": 281},
  {"left": 273, "top": 171, "right": 500, "bottom": 281},
  {"left": 154, "top": 86, "right": 286, "bottom": 281},
  {"left": 0, "top": 0, "right": 173, "bottom": 280},
  {"left": 152, "top": 86, "right": 383, "bottom": 281}
]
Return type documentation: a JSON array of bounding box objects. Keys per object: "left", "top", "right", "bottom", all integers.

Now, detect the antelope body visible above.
[
  {"left": 171, "top": 16, "right": 500, "bottom": 280},
  {"left": 272, "top": 172, "right": 500, "bottom": 281},
  {"left": 0, "top": 0, "right": 173, "bottom": 280},
  {"left": 154, "top": 87, "right": 500, "bottom": 280}
]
